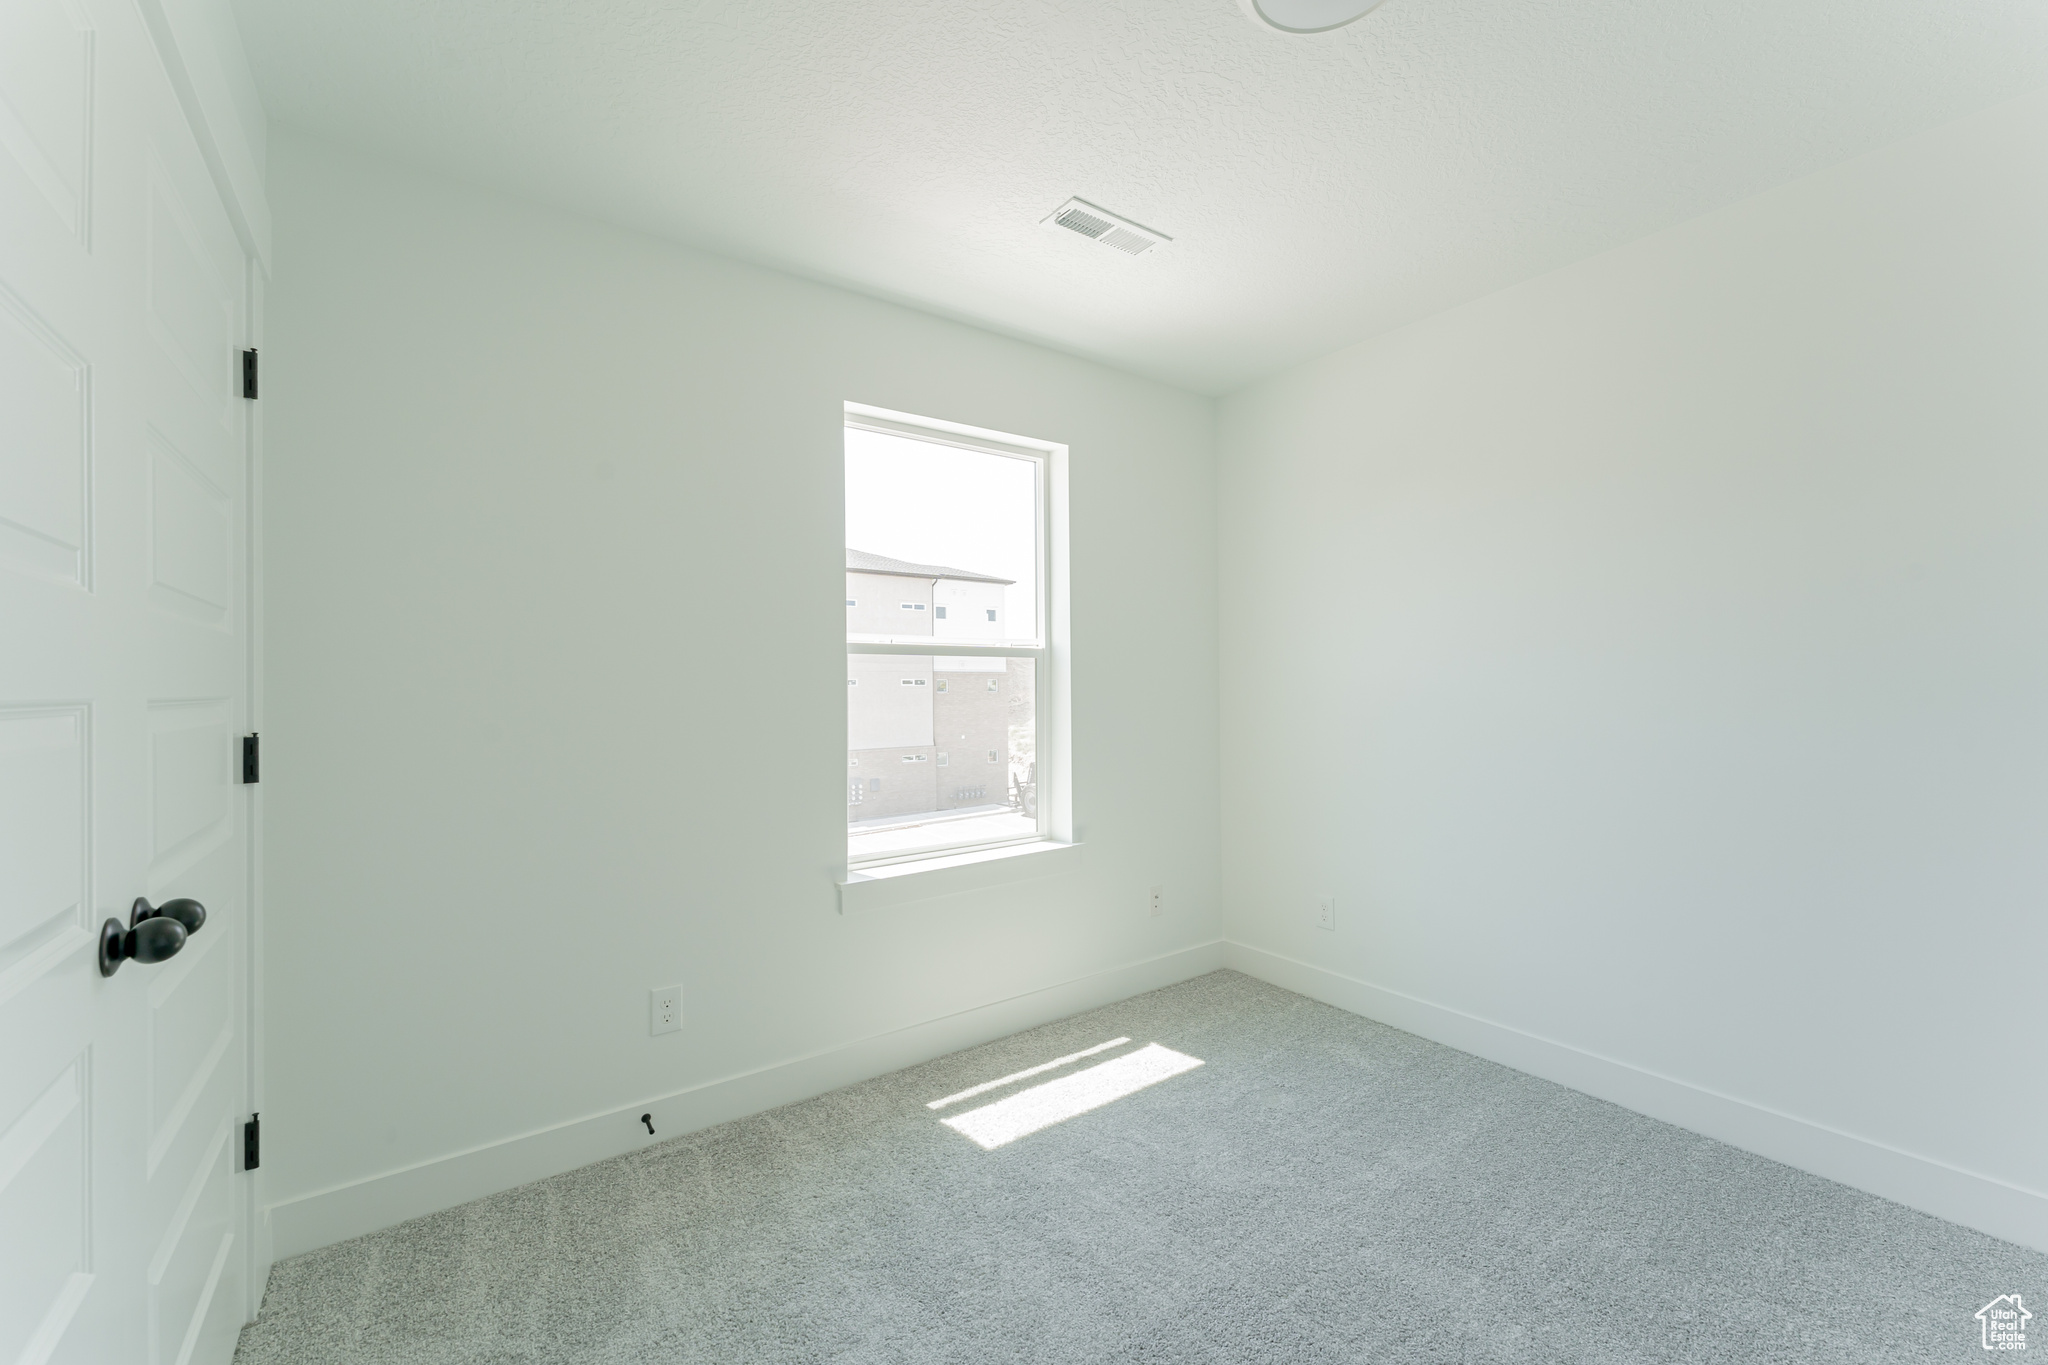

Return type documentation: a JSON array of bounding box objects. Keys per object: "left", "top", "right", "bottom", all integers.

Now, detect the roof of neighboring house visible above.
[{"left": 847, "top": 548, "right": 1013, "bottom": 585}]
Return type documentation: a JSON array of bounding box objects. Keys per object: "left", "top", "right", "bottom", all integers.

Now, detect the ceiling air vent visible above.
[{"left": 1043, "top": 198, "right": 1169, "bottom": 257}]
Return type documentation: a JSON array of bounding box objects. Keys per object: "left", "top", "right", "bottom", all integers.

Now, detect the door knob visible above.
[
  {"left": 132, "top": 896, "right": 206, "bottom": 936},
  {"left": 99, "top": 897, "right": 205, "bottom": 977}
]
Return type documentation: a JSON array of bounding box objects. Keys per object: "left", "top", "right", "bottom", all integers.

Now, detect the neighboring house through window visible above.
[{"left": 845, "top": 407, "right": 1050, "bottom": 866}]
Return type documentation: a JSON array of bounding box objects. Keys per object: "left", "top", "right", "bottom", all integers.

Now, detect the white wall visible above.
[
  {"left": 1219, "top": 89, "right": 2048, "bottom": 1251},
  {"left": 262, "top": 129, "right": 1220, "bottom": 1253}
]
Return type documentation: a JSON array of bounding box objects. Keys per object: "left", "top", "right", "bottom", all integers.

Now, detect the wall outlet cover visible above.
[
  {"left": 1316, "top": 895, "right": 1336, "bottom": 931},
  {"left": 1150, "top": 885, "right": 1163, "bottom": 917},
  {"left": 650, "top": 985, "right": 683, "bottom": 1035}
]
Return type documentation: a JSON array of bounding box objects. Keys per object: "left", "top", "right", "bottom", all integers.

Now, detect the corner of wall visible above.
[{"left": 1221, "top": 942, "right": 2048, "bottom": 1255}]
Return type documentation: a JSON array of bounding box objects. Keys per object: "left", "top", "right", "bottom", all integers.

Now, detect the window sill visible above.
[{"left": 837, "top": 840, "right": 1083, "bottom": 913}]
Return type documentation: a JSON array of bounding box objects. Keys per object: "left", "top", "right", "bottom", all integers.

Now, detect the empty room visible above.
[{"left": 5, "top": 0, "right": 2047, "bottom": 1361}]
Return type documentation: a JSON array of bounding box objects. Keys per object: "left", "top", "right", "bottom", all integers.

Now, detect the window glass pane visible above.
[
  {"left": 848, "top": 654, "right": 1035, "bottom": 861},
  {"left": 845, "top": 427, "right": 1038, "bottom": 644}
]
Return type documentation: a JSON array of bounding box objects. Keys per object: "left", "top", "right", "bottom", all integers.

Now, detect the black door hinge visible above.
[
  {"left": 242, "top": 733, "right": 260, "bottom": 784},
  {"left": 244, "top": 1113, "right": 260, "bottom": 1171},
  {"left": 242, "top": 348, "right": 258, "bottom": 399}
]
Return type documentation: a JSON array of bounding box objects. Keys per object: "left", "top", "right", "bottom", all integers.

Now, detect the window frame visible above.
[{"left": 845, "top": 404, "right": 1060, "bottom": 872}]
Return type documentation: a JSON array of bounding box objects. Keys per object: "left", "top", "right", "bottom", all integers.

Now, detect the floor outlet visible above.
[
  {"left": 1316, "top": 896, "right": 1336, "bottom": 931},
  {"left": 1150, "top": 885, "right": 1163, "bottom": 918},
  {"left": 650, "top": 985, "right": 682, "bottom": 1035}
]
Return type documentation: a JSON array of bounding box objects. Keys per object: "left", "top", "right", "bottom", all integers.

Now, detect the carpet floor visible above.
[{"left": 235, "top": 970, "right": 2042, "bottom": 1364}]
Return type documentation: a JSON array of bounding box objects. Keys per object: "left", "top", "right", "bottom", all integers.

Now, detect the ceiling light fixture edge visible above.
[{"left": 1238, "top": 0, "right": 1392, "bottom": 35}]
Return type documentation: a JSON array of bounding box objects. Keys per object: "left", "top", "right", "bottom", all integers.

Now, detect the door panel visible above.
[
  {"left": 143, "top": 163, "right": 234, "bottom": 424},
  {"left": 0, "top": 705, "right": 88, "bottom": 966},
  {"left": 147, "top": 929, "right": 232, "bottom": 1172},
  {"left": 0, "top": 0, "right": 93, "bottom": 240},
  {"left": 148, "top": 698, "right": 233, "bottom": 874},
  {"left": 0, "top": 285, "right": 90, "bottom": 585},
  {"left": 1, "top": 0, "right": 252, "bottom": 1360},
  {"left": 148, "top": 1120, "right": 235, "bottom": 1365},
  {"left": 147, "top": 429, "right": 232, "bottom": 625},
  {"left": 0, "top": 1054, "right": 90, "bottom": 1365}
]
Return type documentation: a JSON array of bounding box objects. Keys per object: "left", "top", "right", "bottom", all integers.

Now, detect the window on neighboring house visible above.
[
  {"left": 846, "top": 599, "right": 856, "bottom": 607},
  {"left": 846, "top": 406, "right": 1051, "bottom": 866}
]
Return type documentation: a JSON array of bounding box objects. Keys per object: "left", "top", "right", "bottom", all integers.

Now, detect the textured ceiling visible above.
[{"left": 234, "top": 0, "right": 2048, "bottom": 393}]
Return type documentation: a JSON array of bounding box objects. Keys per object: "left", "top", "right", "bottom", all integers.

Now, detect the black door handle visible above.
[
  {"left": 132, "top": 896, "right": 205, "bottom": 936},
  {"left": 100, "top": 897, "right": 206, "bottom": 977}
]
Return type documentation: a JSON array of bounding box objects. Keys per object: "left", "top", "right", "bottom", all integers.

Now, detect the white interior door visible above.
[{"left": 1, "top": 2, "right": 253, "bottom": 1363}]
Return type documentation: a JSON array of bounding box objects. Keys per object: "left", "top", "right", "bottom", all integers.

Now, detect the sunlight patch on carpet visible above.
[
  {"left": 926, "top": 1037, "right": 1133, "bottom": 1110},
  {"left": 940, "top": 1043, "right": 1203, "bottom": 1149}
]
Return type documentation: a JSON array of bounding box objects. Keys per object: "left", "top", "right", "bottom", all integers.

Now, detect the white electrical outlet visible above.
[
  {"left": 1316, "top": 895, "right": 1336, "bottom": 931},
  {"left": 650, "top": 985, "right": 682, "bottom": 1035},
  {"left": 1150, "top": 885, "right": 1163, "bottom": 917}
]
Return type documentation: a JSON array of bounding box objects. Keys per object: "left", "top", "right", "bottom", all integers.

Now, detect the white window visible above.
[{"left": 846, "top": 405, "right": 1055, "bottom": 867}]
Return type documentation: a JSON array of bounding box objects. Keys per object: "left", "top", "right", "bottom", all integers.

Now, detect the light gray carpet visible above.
[{"left": 235, "top": 971, "right": 2041, "bottom": 1363}]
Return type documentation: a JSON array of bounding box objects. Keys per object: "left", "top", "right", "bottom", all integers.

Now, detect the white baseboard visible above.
[
  {"left": 267, "top": 939, "right": 1227, "bottom": 1259},
  {"left": 1224, "top": 940, "right": 2048, "bottom": 1255}
]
